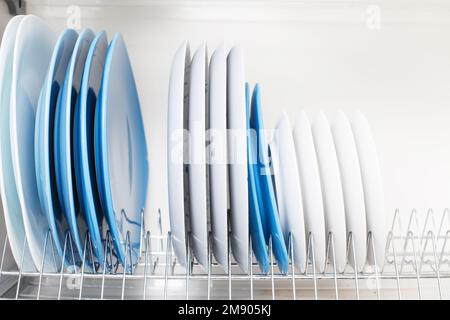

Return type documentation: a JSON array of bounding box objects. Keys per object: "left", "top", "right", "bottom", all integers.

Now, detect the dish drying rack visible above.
[{"left": 0, "top": 208, "right": 449, "bottom": 300}]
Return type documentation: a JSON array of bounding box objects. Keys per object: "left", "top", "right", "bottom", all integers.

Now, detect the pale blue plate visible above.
[
  {"left": 246, "top": 83, "right": 269, "bottom": 274},
  {"left": 74, "top": 31, "right": 108, "bottom": 268},
  {"left": 0, "top": 15, "right": 35, "bottom": 272},
  {"left": 35, "top": 29, "right": 78, "bottom": 264},
  {"left": 94, "top": 33, "right": 148, "bottom": 271},
  {"left": 54, "top": 29, "right": 95, "bottom": 265},
  {"left": 9, "top": 15, "right": 58, "bottom": 272},
  {"left": 250, "top": 84, "right": 289, "bottom": 274}
]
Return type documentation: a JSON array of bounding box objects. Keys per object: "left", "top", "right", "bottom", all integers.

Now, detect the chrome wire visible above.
[{"left": 0, "top": 209, "right": 450, "bottom": 300}]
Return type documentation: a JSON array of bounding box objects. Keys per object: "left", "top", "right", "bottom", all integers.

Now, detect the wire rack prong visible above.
[
  {"left": 288, "top": 233, "right": 296, "bottom": 300},
  {"left": 328, "top": 232, "right": 339, "bottom": 300},
  {"left": 367, "top": 231, "right": 381, "bottom": 300},
  {"left": 438, "top": 209, "right": 450, "bottom": 239},
  {"left": 249, "top": 235, "right": 254, "bottom": 300},
  {"left": 142, "top": 230, "right": 151, "bottom": 300},
  {"left": 1, "top": 209, "right": 450, "bottom": 299}
]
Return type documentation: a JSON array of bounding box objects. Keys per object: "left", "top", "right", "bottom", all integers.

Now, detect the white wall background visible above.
[{"left": 2, "top": 0, "right": 450, "bottom": 237}]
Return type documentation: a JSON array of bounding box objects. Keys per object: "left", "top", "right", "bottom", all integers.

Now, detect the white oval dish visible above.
[
  {"left": 188, "top": 44, "right": 209, "bottom": 271},
  {"left": 10, "top": 15, "right": 57, "bottom": 272},
  {"left": 330, "top": 110, "right": 367, "bottom": 272},
  {"left": 167, "top": 42, "right": 190, "bottom": 269},
  {"left": 350, "top": 110, "right": 385, "bottom": 270},
  {"left": 292, "top": 111, "right": 327, "bottom": 273},
  {"left": 271, "top": 112, "right": 308, "bottom": 273},
  {"left": 226, "top": 46, "right": 249, "bottom": 273},
  {"left": 312, "top": 111, "right": 347, "bottom": 273},
  {"left": 0, "top": 15, "right": 35, "bottom": 271},
  {"left": 209, "top": 44, "right": 229, "bottom": 272}
]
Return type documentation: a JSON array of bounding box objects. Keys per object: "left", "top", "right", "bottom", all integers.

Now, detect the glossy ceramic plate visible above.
[
  {"left": 350, "top": 110, "right": 385, "bottom": 270},
  {"left": 55, "top": 28, "right": 95, "bottom": 264},
  {"left": 246, "top": 83, "right": 269, "bottom": 274},
  {"left": 209, "top": 45, "right": 228, "bottom": 272},
  {"left": 188, "top": 44, "right": 209, "bottom": 271},
  {"left": 227, "top": 46, "right": 249, "bottom": 273},
  {"left": 95, "top": 33, "right": 148, "bottom": 271},
  {"left": 293, "top": 111, "right": 327, "bottom": 273},
  {"left": 250, "top": 84, "right": 288, "bottom": 274},
  {"left": 35, "top": 29, "right": 78, "bottom": 264},
  {"left": 0, "top": 15, "right": 35, "bottom": 271},
  {"left": 270, "top": 112, "right": 308, "bottom": 273},
  {"left": 330, "top": 110, "right": 367, "bottom": 272},
  {"left": 167, "top": 42, "right": 190, "bottom": 269},
  {"left": 312, "top": 111, "right": 347, "bottom": 273},
  {"left": 10, "top": 15, "right": 57, "bottom": 272},
  {"left": 74, "top": 31, "right": 108, "bottom": 267}
]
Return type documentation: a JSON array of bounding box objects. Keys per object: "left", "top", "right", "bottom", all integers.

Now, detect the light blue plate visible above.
[
  {"left": 94, "top": 33, "right": 148, "bottom": 271},
  {"left": 54, "top": 29, "right": 95, "bottom": 265},
  {"left": 74, "top": 31, "right": 108, "bottom": 268},
  {"left": 0, "top": 15, "right": 35, "bottom": 272},
  {"left": 9, "top": 15, "right": 58, "bottom": 272},
  {"left": 250, "top": 84, "right": 289, "bottom": 274},
  {"left": 35, "top": 29, "right": 78, "bottom": 264},
  {"left": 246, "top": 83, "right": 269, "bottom": 274}
]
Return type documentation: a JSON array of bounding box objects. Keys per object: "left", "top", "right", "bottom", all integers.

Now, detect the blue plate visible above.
[
  {"left": 55, "top": 29, "right": 95, "bottom": 264},
  {"left": 35, "top": 29, "right": 78, "bottom": 263},
  {"left": 95, "top": 33, "right": 148, "bottom": 271},
  {"left": 74, "top": 31, "right": 108, "bottom": 267},
  {"left": 250, "top": 84, "right": 289, "bottom": 274},
  {"left": 246, "top": 83, "right": 269, "bottom": 274}
]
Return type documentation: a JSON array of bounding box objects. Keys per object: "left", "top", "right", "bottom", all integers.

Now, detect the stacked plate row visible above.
[
  {"left": 0, "top": 15, "right": 148, "bottom": 273},
  {"left": 168, "top": 42, "right": 386, "bottom": 274}
]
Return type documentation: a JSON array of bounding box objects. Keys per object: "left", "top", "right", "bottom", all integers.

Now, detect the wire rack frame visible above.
[{"left": 0, "top": 208, "right": 450, "bottom": 300}]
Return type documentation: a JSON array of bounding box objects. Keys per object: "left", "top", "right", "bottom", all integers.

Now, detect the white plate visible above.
[
  {"left": 350, "top": 111, "right": 385, "bottom": 270},
  {"left": 0, "top": 15, "right": 35, "bottom": 271},
  {"left": 188, "top": 44, "right": 209, "bottom": 270},
  {"left": 330, "top": 110, "right": 367, "bottom": 272},
  {"left": 209, "top": 45, "right": 228, "bottom": 272},
  {"left": 271, "top": 112, "right": 307, "bottom": 273},
  {"left": 167, "top": 42, "right": 190, "bottom": 268},
  {"left": 312, "top": 111, "right": 347, "bottom": 273},
  {"left": 227, "top": 46, "right": 249, "bottom": 273},
  {"left": 293, "top": 111, "right": 326, "bottom": 273},
  {"left": 10, "top": 15, "right": 57, "bottom": 272}
]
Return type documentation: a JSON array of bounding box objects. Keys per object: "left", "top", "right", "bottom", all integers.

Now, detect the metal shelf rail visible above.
[{"left": 0, "top": 208, "right": 449, "bottom": 300}]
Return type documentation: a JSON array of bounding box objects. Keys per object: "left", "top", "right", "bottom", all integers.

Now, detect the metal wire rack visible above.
[{"left": 0, "top": 208, "right": 450, "bottom": 300}]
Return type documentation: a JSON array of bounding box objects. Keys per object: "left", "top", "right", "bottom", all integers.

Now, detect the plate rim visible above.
[
  {"left": 250, "top": 83, "right": 289, "bottom": 274},
  {"left": 330, "top": 110, "right": 367, "bottom": 272},
  {"left": 35, "top": 28, "right": 78, "bottom": 263},
  {"left": 74, "top": 30, "right": 108, "bottom": 267},
  {"left": 226, "top": 46, "right": 249, "bottom": 273},
  {"left": 312, "top": 111, "right": 348, "bottom": 273},
  {"left": 54, "top": 27, "right": 95, "bottom": 262},
  {"left": 188, "top": 43, "right": 209, "bottom": 270},
  {"left": 292, "top": 110, "right": 327, "bottom": 273},
  {"left": 209, "top": 44, "right": 229, "bottom": 272},
  {"left": 95, "top": 32, "right": 149, "bottom": 270},
  {"left": 271, "top": 112, "right": 308, "bottom": 273},
  {"left": 0, "top": 14, "right": 34, "bottom": 271},
  {"left": 167, "top": 41, "right": 190, "bottom": 268}
]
